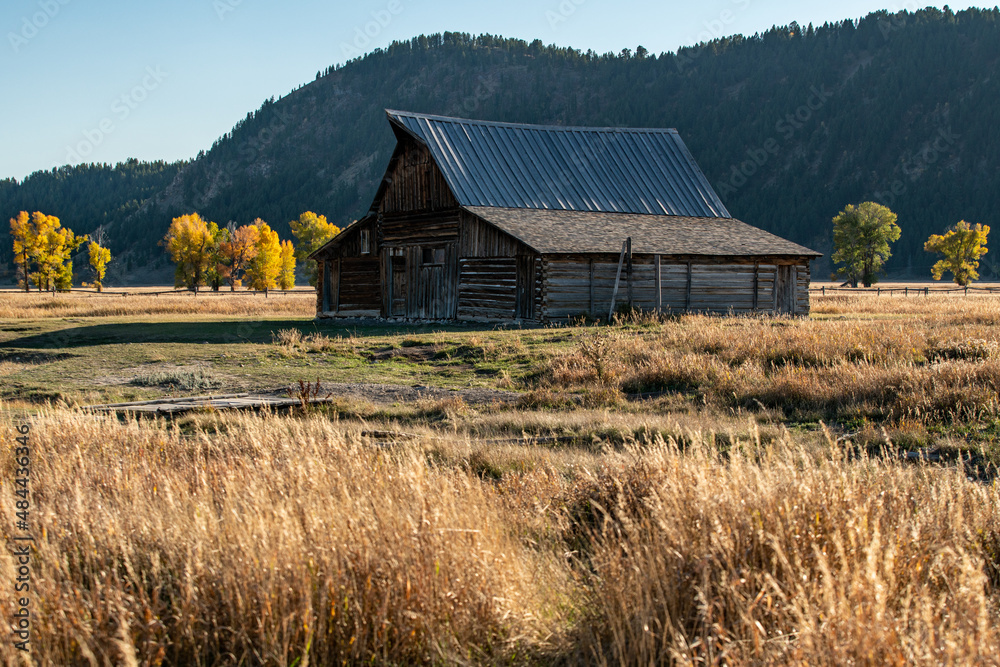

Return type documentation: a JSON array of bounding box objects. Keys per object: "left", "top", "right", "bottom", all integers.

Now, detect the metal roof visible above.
[
  {"left": 464, "top": 207, "right": 822, "bottom": 258},
  {"left": 386, "top": 110, "right": 732, "bottom": 219}
]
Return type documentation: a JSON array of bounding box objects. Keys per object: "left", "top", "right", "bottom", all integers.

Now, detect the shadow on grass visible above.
[{"left": 1, "top": 319, "right": 501, "bottom": 350}]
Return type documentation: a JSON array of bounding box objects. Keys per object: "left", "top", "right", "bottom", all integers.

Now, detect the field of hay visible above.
[
  {"left": 1, "top": 288, "right": 999, "bottom": 664},
  {"left": 0, "top": 288, "right": 316, "bottom": 320}
]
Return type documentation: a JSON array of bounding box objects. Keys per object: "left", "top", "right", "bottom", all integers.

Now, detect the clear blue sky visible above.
[{"left": 0, "top": 0, "right": 980, "bottom": 180}]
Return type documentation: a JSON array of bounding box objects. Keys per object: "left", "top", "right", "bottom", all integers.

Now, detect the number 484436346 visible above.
[{"left": 14, "top": 424, "right": 30, "bottom": 531}]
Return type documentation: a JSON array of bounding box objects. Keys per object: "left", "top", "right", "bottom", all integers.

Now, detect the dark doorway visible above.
[
  {"left": 516, "top": 255, "right": 535, "bottom": 320},
  {"left": 390, "top": 254, "right": 406, "bottom": 317},
  {"left": 775, "top": 265, "right": 796, "bottom": 314}
]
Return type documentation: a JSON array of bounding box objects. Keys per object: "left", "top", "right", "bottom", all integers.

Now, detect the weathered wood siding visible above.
[
  {"left": 337, "top": 257, "right": 381, "bottom": 317},
  {"left": 380, "top": 138, "right": 458, "bottom": 214},
  {"left": 315, "top": 220, "right": 380, "bottom": 318},
  {"left": 458, "top": 258, "right": 517, "bottom": 320},
  {"left": 316, "top": 258, "right": 339, "bottom": 316},
  {"left": 453, "top": 214, "right": 538, "bottom": 321},
  {"left": 795, "top": 262, "right": 811, "bottom": 315},
  {"left": 382, "top": 211, "right": 460, "bottom": 245},
  {"left": 541, "top": 255, "right": 811, "bottom": 320},
  {"left": 328, "top": 221, "right": 374, "bottom": 258},
  {"left": 459, "top": 211, "right": 523, "bottom": 258}
]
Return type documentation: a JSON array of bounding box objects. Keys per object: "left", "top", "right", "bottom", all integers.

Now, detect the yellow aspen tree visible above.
[
  {"left": 87, "top": 241, "right": 112, "bottom": 292},
  {"left": 924, "top": 220, "right": 990, "bottom": 286},
  {"left": 9, "top": 211, "right": 34, "bottom": 292},
  {"left": 289, "top": 211, "right": 340, "bottom": 286},
  {"left": 30, "top": 213, "right": 85, "bottom": 291},
  {"left": 163, "top": 213, "right": 218, "bottom": 293},
  {"left": 207, "top": 226, "right": 230, "bottom": 291},
  {"left": 278, "top": 239, "right": 296, "bottom": 290},
  {"left": 245, "top": 220, "right": 282, "bottom": 294}
]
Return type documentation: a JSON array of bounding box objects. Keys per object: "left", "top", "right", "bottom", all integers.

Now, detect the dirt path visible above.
[{"left": 84, "top": 382, "right": 521, "bottom": 415}]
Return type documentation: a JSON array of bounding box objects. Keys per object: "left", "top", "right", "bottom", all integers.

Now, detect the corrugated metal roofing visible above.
[
  {"left": 386, "top": 110, "right": 732, "bottom": 219},
  {"left": 464, "top": 207, "right": 822, "bottom": 258}
]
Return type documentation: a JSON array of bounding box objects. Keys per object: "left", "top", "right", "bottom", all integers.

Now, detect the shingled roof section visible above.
[
  {"left": 464, "top": 207, "right": 822, "bottom": 258},
  {"left": 386, "top": 110, "right": 731, "bottom": 219}
]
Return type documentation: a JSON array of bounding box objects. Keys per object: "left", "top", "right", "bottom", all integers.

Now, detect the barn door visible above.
[
  {"left": 775, "top": 265, "right": 796, "bottom": 314},
  {"left": 322, "top": 259, "right": 338, "bottom": 314},
  {"left": 414, "top": 244, "right": 458, "bottom": 320},
  {"left": 389, "top": 252, "right": 406, "bottom": 317},
  {"left": 516, "top": 255, "right": 535, "bottom": 320}
]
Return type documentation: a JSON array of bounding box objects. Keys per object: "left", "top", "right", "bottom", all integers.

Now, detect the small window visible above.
[
  {"left": 360, "top": 229, "right": 371, "bottom": 255},
  {"left": 422, "top": 248, "right": 446, "bottom": 265}
]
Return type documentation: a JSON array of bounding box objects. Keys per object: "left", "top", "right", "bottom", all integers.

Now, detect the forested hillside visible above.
[
  {"left": 0, "top": 160, "right": 184, "bottom": 281},
  {"left": 3, "top": 6, "right": 999, "bottom": 282}
]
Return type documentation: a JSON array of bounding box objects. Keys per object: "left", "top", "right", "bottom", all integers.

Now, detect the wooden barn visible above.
[{"left": 311, "top": 110, "right": 820, "bottom": 322}]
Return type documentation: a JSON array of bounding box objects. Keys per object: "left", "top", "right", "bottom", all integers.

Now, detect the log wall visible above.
[
  {"left": 796, "top": 263, "right": 811, "bottom": 315},
  {"left": 458, "top": 258, "right": 517, "bottom": 321},
  {"left": 337, "top": 257, "right": 381, "bottom": 317},
  {"left": 540, "top": 255, "right": 811, "bottom": 320}
]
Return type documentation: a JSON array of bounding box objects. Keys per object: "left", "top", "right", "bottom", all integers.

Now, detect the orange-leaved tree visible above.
[
  {"left": 924, "top": 220, "right": 990, "bottom": 286},
  {"left": 289, "top": 211, "right": 340, "bottom": 286},
  {"left": 163, "top": 213, "right": 220, "bottom": 293},
  {"left": 219, "top": 222, "right": 259, "bottom": 290},
  {"left": 244, "top": 220, "right": 282, "bottom": 294}
]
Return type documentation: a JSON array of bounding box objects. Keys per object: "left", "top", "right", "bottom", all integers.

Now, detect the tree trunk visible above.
[{"left": 21, "top": 250, "right": 29, "bottom": 292}]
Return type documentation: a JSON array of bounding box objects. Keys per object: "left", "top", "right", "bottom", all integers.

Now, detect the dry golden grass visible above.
[
  {"left": 0, "top": 406, "right": 997, "bottom": 665},
  {"left": 0, "top": 289, "right": 315, "bottom": 319},
  {"left": 0, "top": 408, "right": 563, "bottom": 665},
  {"left": 2, "top": 291, "right": 999, "bottom": 663},
  {"left": 813, "top": 292, "right": 1000, "bottom": 320},
  {"left": 546, "top": 306, "right": 1000, "bottom": 435},
  {"left": 566, "top": 438, "right": 1000, "bottom": 664}
]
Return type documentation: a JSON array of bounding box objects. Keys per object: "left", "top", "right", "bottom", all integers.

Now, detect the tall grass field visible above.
[{"left": 1, "top": 288, "right": 998, "bottom": 665}]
